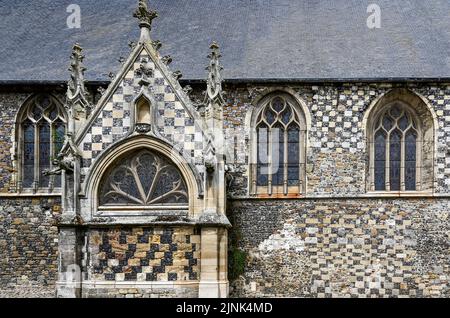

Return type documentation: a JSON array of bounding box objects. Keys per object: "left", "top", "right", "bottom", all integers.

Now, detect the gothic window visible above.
[
  {"left": 371, "top": 103, "right": 420, "bottom": 191},
  {"left": 99, "top": 149, "right": 188, "bottom": 208},
  {"left": 18, "top": 95, "right": 66, "bottom": 191},
  {"left": 252, "top": 93, "right": 306, "bottom": 196}
]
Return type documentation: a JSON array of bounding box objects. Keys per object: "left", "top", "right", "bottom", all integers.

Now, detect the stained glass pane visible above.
[
  {"left": 398, "top": 115, "right": 410, "bottom": 131},
  {"left": 23, "top": 121, "right": 35, "bottom": 188},
  {"left": 405, "top": 130, "right": 417, "bottom": 191},
  {"left": 53, "top": 122, "right": 65, "bottom": 156},
  {"left": 53, "top": 122, "right": 65, "bottom": 188},
  {"left": 271, "top": 126, "right": 284, "bottom": 186},
  {"left": 136, "top": 152, "right": 157, "bottom": 195},
  {"left": 272, "top": 97, "right": 285, "bottom": 112},
  {"left": 374, "top": 130, "right": 386, "bottom": 191},
  {"left": 382, "top": 116, "right": 393, "bottom": 131},
  {"left": 281, "top": 107, "right": 292, "bottom": 125},
  {"left": 257, "top": 126, "right": 269, "bottom": 186},
  {"left": 151, "top": 166, "right": 188, "bottom": 204},
  {"left": 390, "top": 105, "right": 402, "bottom": 118},
  {"left": 287, "top": 125, "right": 300, "bottom": 186},
  {"left": 37, "top": 96, "right": 52, "bottom": 109},
  {"left": 39, "top": 123, "right": 51, "bottom": 187},
  {"left": 32, "top": 107, "right": 43, "bottom": 121},
  {"left": 264, "top": 108, "right": 276, "bottom": 125},
  {"left": 100, "top": 150, "right": 188, "bottom": 206},
  {"left": 389, "top": 130, "right": 401, "bottom": 191},
  {"left": 48, "top": 107, "right": 58, "bottom": 121}
]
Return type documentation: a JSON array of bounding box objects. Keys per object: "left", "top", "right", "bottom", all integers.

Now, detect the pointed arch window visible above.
[
  {"left": 370, "top": 103, "right": 421, "bottom": 192},
  {"left": 252, "top": 94, "right": 306, "bottom": 196},
  {"left": 18, "top": 95, "right": 66, "bottom": 191},
  {"left": 98, "top": 149, "right": 189, "bottom": 210}
]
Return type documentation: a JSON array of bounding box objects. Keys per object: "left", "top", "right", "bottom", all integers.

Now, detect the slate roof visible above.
[{"left": 0, "top": 0, "right": 449, "bottom": 82}]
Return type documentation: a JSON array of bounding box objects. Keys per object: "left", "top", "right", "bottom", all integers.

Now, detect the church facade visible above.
[{"left": 0, "top": 0, "right": 450, "bottom": 298}]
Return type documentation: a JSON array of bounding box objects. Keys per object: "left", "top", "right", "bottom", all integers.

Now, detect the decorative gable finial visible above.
[
  {"left": 67, "top": 43, "right": 88, "bottom": 102},
  {"left": 205, "top": 42, "right": 225, "bottom": 105},
  {"left": 66, "top": 43, "right": 91, "bottom": 134},
  {"left": 133, "top": 0, "right": 158, "bottom": 42}
]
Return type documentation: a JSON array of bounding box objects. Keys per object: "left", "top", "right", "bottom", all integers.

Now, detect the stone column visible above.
[
  {"left": 199, "top": 227, "right": 222, "bottom": 298},
  {"left": 218, "top": 228, "right": 229, "bottom": 297},
  {"left": 56, "top": 227, "right": 82, "bottom": 298}
]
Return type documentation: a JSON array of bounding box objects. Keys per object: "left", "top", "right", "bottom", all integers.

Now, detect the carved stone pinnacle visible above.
[{"left": 133, "top": 0, "right": 158, "bottom": 29}]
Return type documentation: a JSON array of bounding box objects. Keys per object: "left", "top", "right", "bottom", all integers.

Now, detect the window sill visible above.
[
  {"left": 364, "top": 191, "right": 433, "bottom": 198},
  {"left": 0, "top": 191, "right": 62, "bottom": 197},
  {"left": 95, "top": 206, "right": 189, "bottom": 218}
]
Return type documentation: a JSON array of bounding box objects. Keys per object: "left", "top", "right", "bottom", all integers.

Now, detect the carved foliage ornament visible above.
[
  {"left": 133, "top": 0, "right": 158, "bottom": 29},
  {"left": 99, "top": 150, "right": 188, "bottom": 206},
  {"left": 205, "top": 42, "right": 224, "bottom": 102}
]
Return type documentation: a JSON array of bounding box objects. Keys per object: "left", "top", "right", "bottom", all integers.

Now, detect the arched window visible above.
[
  {"left": 372, "top": 104, "right": 419, "bottom": 191},
  {"left": 367, "top": 90, "right": 436, "bottom": 193},
  {"left": 98, "top": 149, "right": 188, "bottom": 210},
  {"left": 252, "top": 93, "right": 307, "bottom": 196},
  {"left": 18, "top": 95, "right": 66, "bottom": 191}
]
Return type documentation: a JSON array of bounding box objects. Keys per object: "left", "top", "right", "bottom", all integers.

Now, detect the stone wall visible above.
[
  {"left": 87, "top": 226, "right": 200, "bottom": 283},
  {"left": 81, "top": 226, "right": 201, "bottom": 298},
  {"left": 228, "top": 198, "right": 450, "bottom": 298},
  {"left": 0, "top": 197, "right": 61, "bottom": 298},
  {"left": 0, "top": 92, "right": 28, "bottom": 192},
  {"left": 1, "top": 82, "right": 450, "bottom": 298},
  {"left": 217, "top": 83, "right": 450, "bottom": 197}
]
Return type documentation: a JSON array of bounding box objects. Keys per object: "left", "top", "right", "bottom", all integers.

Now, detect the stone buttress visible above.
[{"left": 54, "top": 0, "right": 230, "bottom": 298}]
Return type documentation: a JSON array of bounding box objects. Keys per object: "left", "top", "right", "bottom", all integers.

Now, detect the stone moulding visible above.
[{"left": 80, "top": 136, "right": 203, "bottom": 222}]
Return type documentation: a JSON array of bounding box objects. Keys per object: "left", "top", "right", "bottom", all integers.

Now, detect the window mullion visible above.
[
  {"left": 33, "top": 123, "right": 39, "bottom": 192},
  {"left": 416, "top": 136, "right": 422, "bottom": 191},
  {"left": 49, "top": 122, "right": 55, "bottom": 191},
  {"left": 283, "top": 128, "right": 288, "bottom": 195},
  {"left": 400, "top": 132, "right": 406, "bottom": 191},
  {"left": 268, "top": 127, "right": 273, "bottom": 196},
  {"left": 252, "top": 128, "right": 257, "bottom": 195},
  {"left": 298, "top": 129, "right": 306, "bottom": 193},
  {"left": 385, "top": 132, "right": 390, "bottom": 191}
]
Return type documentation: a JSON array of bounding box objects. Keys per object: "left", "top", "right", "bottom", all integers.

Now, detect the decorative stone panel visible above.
[
  {"left": 78, "top": 49, "right": 205, "bottom": 184},
  {"left": 229, "top": 198, "right": 450, "bottom": 298},
  {"left": 218, "top": 83, "right": 450, "bottom": 196},
  {"left": 88, "top": 226, "right": 200, "bottom": 282},
  {"left": 0, "top": 197, "right": 60, "bottom": 297}
]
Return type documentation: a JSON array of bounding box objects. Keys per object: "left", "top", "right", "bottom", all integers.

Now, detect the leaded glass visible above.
[
  {"left": 52, "top": 121, "right": 65, "bottom": 188},
  {"left": 390, "top": 105, "right": 402, "bottom": 118},
  {"left": 48, "top": 107, "right": 59, "bottom": 121},
  {"left": 23, "top": 121, "right": 35, "bottom": 188},
  {"left": 20, "top": 95, "right": 67, "bottom": 190},
  {"left": 39, "top": 123, "right": 51, "bottom": 187},
  {"left": 271, "top": 126, "right": 284, "bottom": 186},
  {"left": 272, "top": 97, "right": 285, "bottom": 112},
  {"left": 255, "top": 94, "right": 304, "bottom": 194},
  {"left": 373, "top": 104, "right": 419, "bottom": 192},
  {"left": 257, "top": 125, "right": 269, "bottom": 186},
  {"left": 382, "top": 116, "right": 393, "bottom": 131},
  {"left": 99, "top": 150, "right": 188, "bottom": 206},
  {"left": 265, "top": 108, "right": 276, "bottom": 125},
  {"left": 287, "top": 125, "right": 300, "bottom": 186},
  {"left": 374, "top": 130, "right": 386, "bottom": 191},
  {"left": 281, "top": 107, "right": 292, "bottom": 125},
  {"left": 32, "top": 107, "right": 43, "bottom": 121},
  {"left": 389, "top": 130, "right": 401, "bottom": 191},
  {"left": 405, "top": 130, "right": 417, "bottom": 191},
  {"left": 398, "top": 115, "right": 409, "bottom": 131}
]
